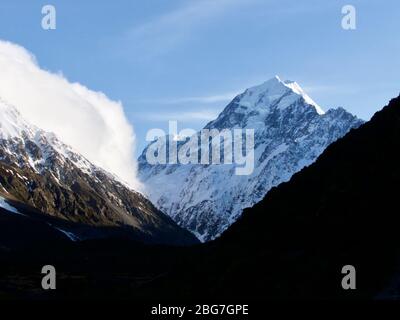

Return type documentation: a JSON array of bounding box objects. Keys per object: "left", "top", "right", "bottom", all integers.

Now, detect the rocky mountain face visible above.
[
  {"left": 138, "top": 76, "right": 364, "bottom": 241},
  {"left": 0, "top": 98, "right": 198, "bottom": 245}
]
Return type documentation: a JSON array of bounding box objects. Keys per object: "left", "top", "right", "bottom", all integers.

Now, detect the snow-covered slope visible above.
[
  {"left": 0, "top": 98, "right": 198, "bottom": 245},
  {"left": 138, "top": 76, "right": 364, "bottom": 242},
  {"left": 0, "top": 97, "right": 96, "bottom": 175}
]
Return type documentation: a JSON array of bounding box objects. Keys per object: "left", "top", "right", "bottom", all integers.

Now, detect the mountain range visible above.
[{"left": 1, "top": 93, "right": 399, "bottom": 300}]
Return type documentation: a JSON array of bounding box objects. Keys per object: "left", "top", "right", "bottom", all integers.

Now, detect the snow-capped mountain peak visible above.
[
  {"left": 0, "top": 98, "right": 33, "bottom": 139},
  {"left": 139, "top": 77, "right": 364, "bottom": 242},
  {"left": 0, "top": 97, "right": 94, "bottom": 175},
  {"left": 236, "top": 75, "right": 324, "bottom": 115}
]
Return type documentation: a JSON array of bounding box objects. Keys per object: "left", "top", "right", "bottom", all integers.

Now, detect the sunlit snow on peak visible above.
[{"left": 238, "top": 76, "right": 324, "bottom": 115}]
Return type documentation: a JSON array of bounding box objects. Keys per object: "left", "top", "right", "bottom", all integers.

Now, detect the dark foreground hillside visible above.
[
  {"left": 140, "top": 94, "right": 400, "bottom": 300},
  {"left": 210, "top": 94, "right": 400, "bottom": 299},
  {"left": 1, "top": 95, "right": 400, "bottom": 300}
]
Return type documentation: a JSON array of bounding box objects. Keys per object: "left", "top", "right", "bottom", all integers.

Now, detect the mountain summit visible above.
[
  {"left": 138, "top": 77, "right": 363, "bottom": 241},
  {"left": 227, "top": 75, "right": 324, "bottom": 116}
]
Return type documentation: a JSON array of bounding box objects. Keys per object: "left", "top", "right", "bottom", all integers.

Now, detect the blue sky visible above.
[{"left": 0, "top": 0, "right": 399, "bottom": 152}]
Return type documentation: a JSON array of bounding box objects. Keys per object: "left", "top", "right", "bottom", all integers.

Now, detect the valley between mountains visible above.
[
  {"left": 1, "top": 78, "right": 400, "bottom": 300},
  {"left": 1, "top": 76, "right": 362, "bottom": 245}
]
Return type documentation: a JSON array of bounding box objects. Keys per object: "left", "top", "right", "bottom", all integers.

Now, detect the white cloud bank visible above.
[{"left": 0, "top": 40, "right": 140, "bottom": 189}]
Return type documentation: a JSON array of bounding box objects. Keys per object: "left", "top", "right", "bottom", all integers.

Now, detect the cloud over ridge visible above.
[{"left": 0, "top": 40, "right": 140, "bottom": 189}]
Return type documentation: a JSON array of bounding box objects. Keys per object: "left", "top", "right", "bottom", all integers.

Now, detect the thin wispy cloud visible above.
[
  {"left": 303, "top": 83, "right": 367, "bottom": 95},
  {"left": 133, "top": 109, "right": 219, "bottom": 122},
  {"left": 121, "top": 0, "right": 251, "bottom": 58},
  {"left": 303, "top": 85, "right": 339, "bottom": 93},
  {"left": 138, "top": 91, "right": 239, "bottom": 105},
  {"left": 168, "top": 92, "right": 239, "bottom": 104}
]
